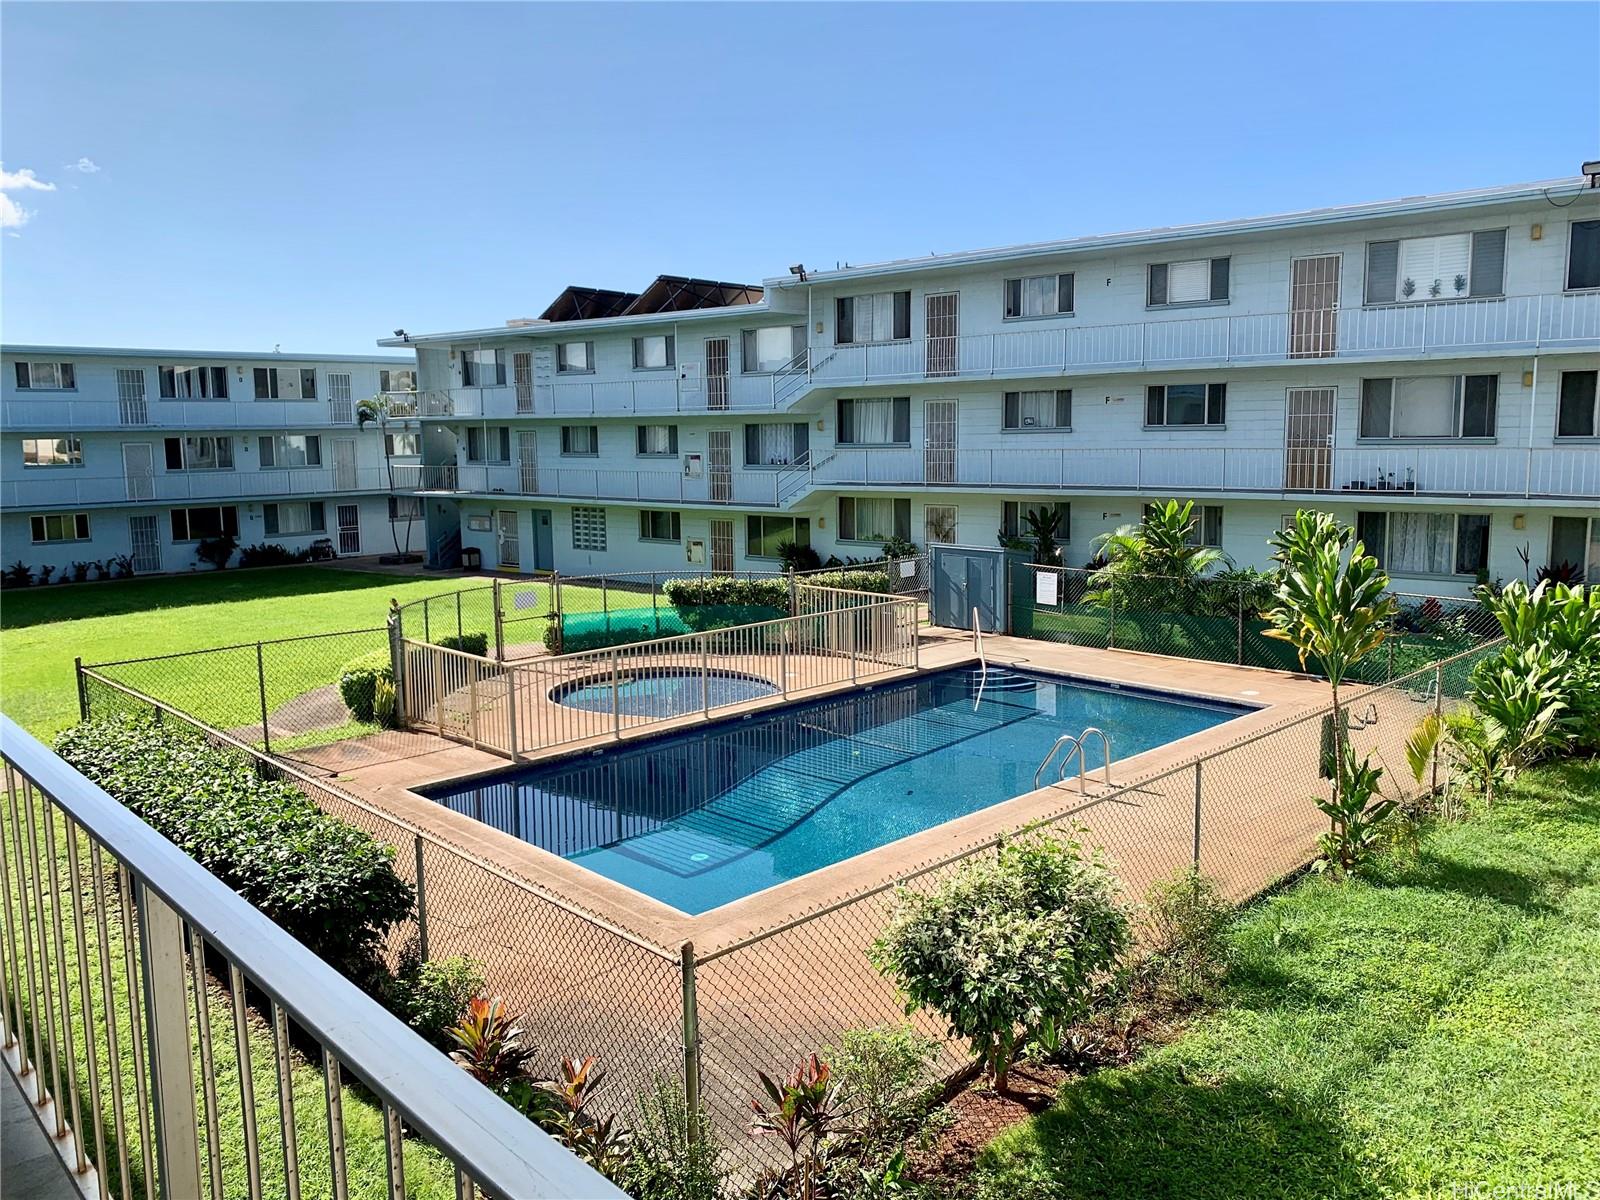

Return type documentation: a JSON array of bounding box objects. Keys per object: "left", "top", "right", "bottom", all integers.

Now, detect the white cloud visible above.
[
  {"left": 0, "top": 164, "right": 59, "bottom": 229},
  {"left": 64, "top": 157, "right": 100, "bottom": 174}
]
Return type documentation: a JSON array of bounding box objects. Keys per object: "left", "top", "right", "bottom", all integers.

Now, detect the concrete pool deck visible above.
[{"left": 308, "top": 629, "right": 1335, "bottom": 956}]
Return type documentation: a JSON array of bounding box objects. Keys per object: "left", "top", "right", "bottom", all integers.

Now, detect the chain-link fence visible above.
[{"left": 1011, "top": 562, "right": 1502, "bottom": 683}]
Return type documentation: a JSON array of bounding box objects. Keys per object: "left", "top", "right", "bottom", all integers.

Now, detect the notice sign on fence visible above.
[
  {"left": 1035, "top": 571, "right": 1060, "bottom": 606},
  {"left": 899, "top": 559, "right": 917, "bottom": 579}
]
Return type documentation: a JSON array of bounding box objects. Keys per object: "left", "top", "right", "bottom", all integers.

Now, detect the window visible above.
[
  {"left": 1359, "top": 376, "right": 1498, "bottom": 439},
  {"left": 1002, "top": 501, "right": 1070, "bottom": 540},
  {"left": 1145, "top": 383, "right": 1226, "bottom": 427},
  {"left": 158, "top": 365, "right": 229, "bottom": 399},
  {"left": 1357, "top": 510, "right": 1489, "bottom": 576},
  {"left": 1003, "top": 390, "right": 1072, "bottom": 431},
  {"left": 836, "top": 397, "right": 911, "bottom": 445},
  {"left": 170, "top": 506, "right": 239, "bottom": 542},
  {"left": 741, "top": 326, "right": 806, "bottom": 373},
  {"left": 1364, "top": 230, "right": 1505, "bottom": 304},
  {"left": 385, "top": 432, "right": 421, "bottom": 456},
  {"left": 838, "top": 496, "right": 911, "bottom": 543},
  {"left": 638, "top": 510, "right": 681, "bottom": 542},
  {"left": 557, "top": 342, "right": 594, "bottom": 374},
  {"left": 744, "top": 423, "right": 809, "bottom": 467},
  {"left": 461, "top": 349, "right": 507, "bottom": 387},
  {"left": 14, "top": 361, "right": 76, "bottom": 390},
  {"left": 29, "top": 512, "right": 90, "bottom": 543},
  {"left": 835, "top": 291, "right": 910, "bottom": 345},
  {"left": 21, "top": 437, "right": 83, "bottom": 468},
  {"left": 636, "top": 424, "right": 679, "bottom": 456},
  {"left": 164, "top": 436, "right": 234, "bottom": 471},
  {"left": 253, "top": 367, "right": 316, "bottom": 400},
  {"left": 746, "top": 515, "right": 809, "bottom": 559},
  {"left": 388, "top": 495, "right": 423, "bottom": 522},
  {"left": 1550, "top": 516, "right": 1600, "bottom": 583},
  {"left": 1556, "top": 370, "right": 1598, "bottom": 438},
  {"left": 572, "top": 507, "right": 607, "bottom": 551},
  {"left": 1569, "top": 220, "right": 1600, "bottom": 291},
  {"left": 378, "top": 368, "right": 417, "bottom": 393},
  {"left": 560, "top": 425, "right": 599, "bottom": 456},
  {"left": 1004, "top": 273, "right": 1074, "bottom": 319},
  {"left": 263, "top": 501, "right": 326, "bottom": 536},
  {"left": 1145, "top": 502, "right": 1223, "bottom": 547},
  {"left": 632, "top": 335, "right": 675, "bottom": 370},
  {"left": 258, "top": 434, "right": 322, "bottom": 468},
  {"left": 1147, "top": 257, "right": 1229, "bottom": 307},
  {"left": 466, "top": 426, "right": 512, "bottom": 463}
]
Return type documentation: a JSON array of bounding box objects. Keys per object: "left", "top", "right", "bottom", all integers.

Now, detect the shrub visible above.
[
  {"left": 871, "top": 834, "right": 1129, "bottom": 1091},
  {"left": 801, "top": 568, "right": 891, "bottom": 594},
  {"left": 663, "top": 575, "right": 789, "bottom": 610},
  {"left": 618, "top": 1078, "right": 722, "bottom": 1200},
  {"left": 387, "top": 953, "right": 485, "bottom": 1048},
  {"left": 777, "top": 540, "right": 823, "bottom": 572},
  {"left": 39, "top": 565, "right": 58, "bottom": 586},
  {"left": 372, "top": 677, "right": 397, "bottom": 729},
  {"left": 1139, "top": 868, "right": 1232, "bottom": 999},
  {"left": 825, "top": 1023, "right": 939, "bottom": 1169},
  {"left": 437, "top": 631, "right": 489, "bottom": 657},
  {"left": 196, "top": 534, "right": 237, "bottom": 569},
  {"left": 2, "top": 561, "right": 34, "bottom": 589},
  {"left": 239, "top": 542, "right": 312, "bottom": 568},
  {"left": 55, "top": 718, "right": 413, "bottom": 982},
  {"left": 338, "top": 650, "right": 395, "bottom": 723}
]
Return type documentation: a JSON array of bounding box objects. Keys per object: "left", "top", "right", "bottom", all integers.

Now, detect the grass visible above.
[{"left": 975, "top": 758, "right": 1600, "bottom": 1198}]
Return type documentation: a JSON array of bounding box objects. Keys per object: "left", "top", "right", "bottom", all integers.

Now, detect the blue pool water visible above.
[
  {"left": 422, "top": 666, "right": 1252, "bottom": 914},
  {"left": 553, "top": 668, "right": 779, "bottom": 716}
]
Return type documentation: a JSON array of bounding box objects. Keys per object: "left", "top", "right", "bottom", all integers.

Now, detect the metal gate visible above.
[
  {"left": 706, "top": 338, "right": 730, "bottom": 411},
  {"left": 336, "top": 504, "right": 361, "bottom": 555},
  {"left": 128, "top": 514, "right": 161, "bottom": 573},
  {"left": 930, "top": 544, "right": 1012, "bottom": 632},
  {"left": 925, "top": 292, "right": 959, "bottom": 377},
  {"left": 514, "top": 352, "right": 534, "bottom": 412},
  {"left": 1285, "top": 386, "right": 1335, "bottom": 490},
  {"left": 708, "top": 430, "right": 733, "bottom": 501},
  {"left": 1289, "top": 254, "right": 1340, "bottom": 358},
  {"left": 924, "top": 398, "right": 956, "bottom": 483}
]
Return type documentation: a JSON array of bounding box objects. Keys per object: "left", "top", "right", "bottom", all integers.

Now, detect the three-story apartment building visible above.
[
  {"left": 1, "top": 347, "right": 420, "bottom": 576},
  {"left": 382, "top": 177, "right": 1600, "bottom": 595}
]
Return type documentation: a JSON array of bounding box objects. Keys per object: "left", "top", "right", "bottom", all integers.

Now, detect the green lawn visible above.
[
  {"left": 976, "top": 758, "right": 1600, "bottom": 1198},
  {"left": 1, "top": 567, "right": 484, "bottom": 738}
]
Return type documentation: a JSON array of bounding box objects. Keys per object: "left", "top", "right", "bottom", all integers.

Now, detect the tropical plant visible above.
[
  {"left": 533, "top": 1056, "right": 633, "bottom": 1178},
  {"left": 879, "top": 534, "right": 919, "bottom": 560},
  {"left": 196, "top": 534, "right": 237, "bottom": 569},
  {"left": 871, "top": 834, "right": 1129, "bottom": 1092},
  {"left": 749, "top": 1055, "right": 847, "bottom": 1200},
  {"left": 824, "top": 1023, "right": 939, "bottom": 1174},
  {"left": 1139, "top": 867, "right": 1233, "bottom": 999},
  {"left": 110, "top": 554, "right": 136, "bottom": 578},
  {"left": 69, "top": 560, "right": 92, "bottom": 582},
  {"left": 357, "top": 393, "right": 417, "bottom": 556},
  {"left": 1022, "top": 505, "right": 1065, "bottom": 565},
  {"left": 387, "top": 954, "right": 485, "bottom": 1048},
  {"left": 1087, "top": 499, "right": 1228, "bottom": 612},
  {"left": 38, "top": 564, "right": 57, "bottom": 586},
  {"left": 338, "top": 651, "right": 395, "bottom": 723},
  {"left": 778, "top": 540, "right": 824, "bottom": 572},
  {"left": 2, "top": 561, "right": 34, "bottom": 589},
  {"left": 618, "top": 1078, "right": 722, "bottom": 1200},
  {"left": 448, "top": 996, "right": 538, "bottom": 1088},
  {"left": 1316, "top": 739, "right": 1396, "bottom": 873}
]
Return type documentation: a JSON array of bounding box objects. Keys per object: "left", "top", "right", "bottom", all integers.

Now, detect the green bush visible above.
[
  {"left": 872, "top": 834, "right": 1129, "bottom": 1091},
  {"left": 338, "top": 650, "right": 394, "bottom": 723},
  {"left": 437, "top": 632, "right": 489, "bottom": 656},
  {"left": 825, "top": 1023, "right": 940, "bottom": 1171},
  {"left": 386, "top": 953, "right": 485, "bottom": 1048},
  {"left": 372, "top": 677, "right": 397, "bottom": 729},
  {"left": 801, "top": 568, "right": 891, "bottom": 594},
  {"left": 1138, "top": 868, "right": 1233, "bottom": 1000},
  {"left": 662, "top": 575, "right": 789, "bottom": 610},
  {"left": 55, "top": 717, "right": 414, "bottom": 983},
  {"left": 616, "top": 1077, "right": 723, "bottom": 1200}
]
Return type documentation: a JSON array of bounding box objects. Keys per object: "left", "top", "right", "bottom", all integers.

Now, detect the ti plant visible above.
[
  {"left": 533, "top": 1056, "right": 633, "bottom": 1178},
  {"left": 447, "top": 996, "right": 537, "bottom": 1089},
  {"left": 1317, "top": 740, "right": 1395, "bottom": 873},
  {"left": 750, "top": 1055, "right": 848, "bottom": 1200}
]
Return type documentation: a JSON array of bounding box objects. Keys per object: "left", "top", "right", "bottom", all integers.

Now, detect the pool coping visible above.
[{"left": 347, "top": 634, "right": 1332, "bottom": 955}]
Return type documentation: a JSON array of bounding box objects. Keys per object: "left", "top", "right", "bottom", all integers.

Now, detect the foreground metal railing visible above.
[{"left": 0, "top": 713, "right": 623, "bottom": 1200}]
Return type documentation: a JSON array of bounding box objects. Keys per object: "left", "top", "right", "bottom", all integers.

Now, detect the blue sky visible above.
[{"left": 3, "top": 2, "right": 1595, "bottom": 353}]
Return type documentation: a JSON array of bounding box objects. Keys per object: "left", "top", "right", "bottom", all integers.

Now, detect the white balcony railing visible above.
[
  {"left": 1, "top": 466, "right": 392, "bottom": 509},
  {"left": 391, "top": 461, "right": 791, "bottom": 506},
  {"left": 1, "top": 398, "right": 369, "bottom": 432}
]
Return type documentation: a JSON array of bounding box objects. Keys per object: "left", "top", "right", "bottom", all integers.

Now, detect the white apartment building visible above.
[
  {"left": 382, "top": 177, "right": 1600, "bottom": 595},
  {"left": 0, "top": 347, "right": 420, "bottom": 576}
]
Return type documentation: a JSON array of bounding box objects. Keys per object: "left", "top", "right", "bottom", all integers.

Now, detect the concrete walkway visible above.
[{"left": 2, "top": 1051, "right": 87, "bottom": 1200}]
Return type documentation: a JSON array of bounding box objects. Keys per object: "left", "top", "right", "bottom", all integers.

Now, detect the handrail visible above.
[
  {"left": 1062, "top": 725, "right": 1113, "bottom": 793},
  {"left": 0, "top": 713, "right": 622, "bottom": 1198},
  {"left": 1034, "top": 732, "right": 1082, "bottom": 789},
  {"left": 972, "top": 607, "right": 989, "bottom": 710}
]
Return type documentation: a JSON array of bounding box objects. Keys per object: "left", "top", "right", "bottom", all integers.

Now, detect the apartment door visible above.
[
  {"left": 532, "top": 509, "right": 554, "bottom": 570},
  {"left": 924, "top": 399, "right": 957, "bottom": 484},
  {"left": 705, "top": 338, "right": 730, "bottom": 411},
  {"left": 332, "top": 438, "right": 358, "bottom": 490},
  {"left": 496, "top": 510, "right": 520, "bottom": 568},
  {"left": 328, "top": 372, "right": 353, "bottom": 424},
  {"left": 116, "top": 368, "right": 149, "bottom": 426},
  {"left": 128, "top": 514, "right": 161, "bottom": 574},
  {"left": 336, "top": 503, "right": 362, "bottom": 555},
  {"left": 122, "top": 443, "right": 155, "bottom": 501},
  {"left": 708, "top": 430, "right": 733, "bottom": 502},
  {"left": 1289, "top": 254, "right": 1341, "bottom": 358},
  {"left": 1284, "top": 387, "right": 1336, "bottom": 491},
  {"left": 925, "top": 292, "right": 959, "bottom": 377},
  {"left": 513, "top": 352, "right": 534, "bottom": 413},
  {"left": 517, "top": 429, "right": 538, "bottom": 493},
  {"left": 924, "top": 504, "right": 958, "bottom": 546},
  {"left": 710, "top": 518, "right": 735, "bottom": 573}
]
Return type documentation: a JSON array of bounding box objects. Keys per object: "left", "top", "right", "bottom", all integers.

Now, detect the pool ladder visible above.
[
  {"left": 1033, "top": 726, "right": 1113, "bottom": 794},
  {"left": 972, "top": 607, "right": 988, "bottom": 711}
]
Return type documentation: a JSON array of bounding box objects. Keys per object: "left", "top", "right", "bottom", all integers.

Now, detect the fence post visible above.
[
  {"left": 74, "top": 657, "right": 88, "bottom": 721},
  {"left": 1431, "top": 661, "right": 1444, "bottom": 797},
  {"left": 506, "top": 663, "right": 520, "bottom": 761},
  {"left": 849, "top": 605, "right": 858, "bottom": 684},
  {"left": 700, "top": 636, "right": 710, "bottom": 716},
  {"left": 388, "top": 602, "right": 407, "bottom": 727},
  {"left": 136, "top": 881, "right": 204, "bottom": 1200},
  {"left": 455, "top": 590, "right": 464, "bottom": 642},
  {"left": 651, "top": 573, "right": 661, "bottom": 634},
  {"left": 412, "top": 834, "right": 430, "bottom": 962},
  {"left": 551, "top": 571, "right": 564, "bottom": 654},
  {"left": 780, "top": 620, "right": 790, "bottom": 698},
  {"left": 255, "top": 642, "right": 273, "bottom": 756},
  {"left": 611, "top": 647, "right": 622, "bottom": 739},
  {"left": 1387, "top": 625, "right": 1396, "bottom": 682},
  {"left": 492, "top": 577, "right": 505, "bottom": 661},
  {"left": 1235, "top": 590, "right": 1245, "bottom": 666},
  {"left": 1192, "top": 759, "right": 1203, "bottom": 871},
  {"left": 787, "top": 569, "right": 798, "bottom": 616},
  {"left": 680, "top": 942, "right": 702, "bottom": 1146}
]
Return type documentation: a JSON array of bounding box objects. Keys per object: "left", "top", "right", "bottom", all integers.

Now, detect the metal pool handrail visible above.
[
  {"left": 1061, "top": 726, "right": 1114, "bottom": 794},
  {"left": 1033, "top": 731, "right": 1082, "bottom": 789},
  {"left": 972, "top": 606, "right": 988, "bottom": 710},
  {"left": 0, "top": 713, "right": 623, "bottom": 1200}
]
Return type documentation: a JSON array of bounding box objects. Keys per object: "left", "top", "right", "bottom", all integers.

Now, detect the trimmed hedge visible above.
[
  {"left": 437, "top": 632, "right": 489, "bottom": 656},
  {"left": 800, "top": 568, "right": 891, "bottom": 594},
  {"left": 662, "top": 576, "right": 789, "bottom": 609},
  {"left": 338, "top": 650, "right": 394, "bottom": 724},
  {"left": 55, "top": 717, "right": 413, "bottom": 983}
]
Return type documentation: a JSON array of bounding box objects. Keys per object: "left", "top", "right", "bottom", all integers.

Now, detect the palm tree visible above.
[
  {"left": 357, "top": 394, "right": 416, "bottom": 557},
  {"left": 1087, "top": 498, "right": 1228, "bottom": 611}
]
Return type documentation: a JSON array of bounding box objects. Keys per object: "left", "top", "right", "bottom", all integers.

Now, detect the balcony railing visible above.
[
  {"left": 1, "top": 466, "right": 392, "bottom": 509},
  {"left": 0, "top": 397, "right": 366, "bottom": 432},
  {"left": 394, "top": 461, "right": 791, "bottom": 507},
  {"left": 0, "top": 714, "right": 620, "bottom": 1199},
  {"left": 812, "top": 444, "right": 1600, "bottom": 500}
]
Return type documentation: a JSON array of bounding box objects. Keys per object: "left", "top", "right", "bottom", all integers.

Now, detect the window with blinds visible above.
[
  {"left": 838, "top": 496, "right": 911, "bottom": 543},
  {"left": 1147, "top": 257, "right": 1229, "bottom": 306},
  {"left": 743, "top": 423, "right": 809, "bottom": 467},
  {"left": 560, "top": 425, "right": 599, "bottom": 456},
  {"left": 1364, "top": 229, "right": 1505, "bottom": 304},
  {"left": 467, "top": 426, "right": 513, "bottom": 463},
  {"left": 1003, "top": 273, "right": 1074, "bottom": 319},
  {"left": 836, "top": 397, "right": 911, "bottom": 445},
  {"left": 1002, "top": 390, "right": 1072, "bottom": 430},
  {"left": 635, "top": 424, "right": 678, "bottom": 456},
  {"left": 264, "top": 502, "right": 326, "bottom": 536},
  {"left": 835, "top": 291, "right": 911, "bottom": 345},
  {"left": 1359, "top": 376, "right": 1497, "bottom": 439}
]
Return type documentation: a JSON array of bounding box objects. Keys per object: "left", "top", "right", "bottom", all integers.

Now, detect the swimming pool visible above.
[
  {"left": 422, "top": 665, "right": 1252, "bottom": 914},
  {"left": 552, "top": 668, "right": 779, "bottom": 716}
]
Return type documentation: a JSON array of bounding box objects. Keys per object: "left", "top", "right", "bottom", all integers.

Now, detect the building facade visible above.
[
  {"left": 382, "top": 178, "right": 1600, "bottom": 595},
  {"left": 1, "top": 347, "right": 420, "bottom": 576}
]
